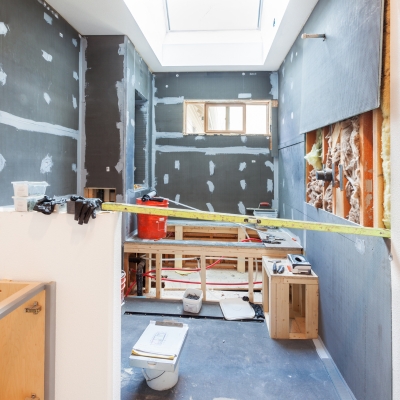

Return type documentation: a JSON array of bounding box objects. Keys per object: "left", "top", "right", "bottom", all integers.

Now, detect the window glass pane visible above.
[
  {"left": 228, "top": 106, "right": 244, "bottom": 131},
  {"left": 207, "top": 106, "right": 226, "bottom": 131},
  {"left": 167, "top": 0, "right": 260, "bottom": 31},
  {"left": 186, "top": 103, "right": 205, "bottom": 134},
  {"left": 246, "top": 104, "right": 268, "bottom": 134}
]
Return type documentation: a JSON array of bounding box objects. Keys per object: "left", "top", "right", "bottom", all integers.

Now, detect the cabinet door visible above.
[{"left": 0, "top": 289, "right": 45, "bottom": 400}]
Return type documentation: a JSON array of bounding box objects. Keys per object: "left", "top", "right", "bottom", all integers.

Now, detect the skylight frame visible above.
[{"left": 165, "top": 0, "right": 264, "bottom": 33}]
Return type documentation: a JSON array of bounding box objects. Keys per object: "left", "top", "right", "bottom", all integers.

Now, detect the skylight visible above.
[{"left": 166, "top": 0, "right": 262, "bottom": 32}]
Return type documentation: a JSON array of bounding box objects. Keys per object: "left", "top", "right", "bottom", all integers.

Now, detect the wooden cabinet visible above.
[{"left": 0, "top": 280, "right": 55, "bottom": 400}]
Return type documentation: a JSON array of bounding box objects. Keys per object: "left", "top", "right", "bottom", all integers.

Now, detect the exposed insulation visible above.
[
  {"left": 381, "top": 0, "right": 390, "bottom": 229},
  {"left": 304, "top": 129, "right": 323, "bottom": 170},
  {"left": 323, "top": 183, "right": 333, "bottom": 212},
  {"left": 307, "top": 169, "right": 324, "bottom": 208},
  {"left": 340, "top": 118, "right": 361, "bottom": 223}
]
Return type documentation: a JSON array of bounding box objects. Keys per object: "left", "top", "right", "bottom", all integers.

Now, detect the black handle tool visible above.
[{"left": 273, "top": 262, "right": 278, "bottom": 274}]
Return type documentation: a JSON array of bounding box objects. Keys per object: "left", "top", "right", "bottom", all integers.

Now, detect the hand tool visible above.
[{"left": 273, "top": 262, "right": 278, "bottom": 274}]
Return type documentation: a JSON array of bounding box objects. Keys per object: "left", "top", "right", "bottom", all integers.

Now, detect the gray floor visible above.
[{"left": 121, "top": 299, "right": 341, "bottom": 400}]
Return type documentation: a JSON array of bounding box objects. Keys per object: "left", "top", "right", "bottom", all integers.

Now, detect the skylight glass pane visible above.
[{"left": 167, "top": 0, "right": 261, "bottom": 31}]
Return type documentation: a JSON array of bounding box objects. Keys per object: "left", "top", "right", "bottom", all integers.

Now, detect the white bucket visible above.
[{"left": 142, "top": 362, "right": 179, "bottom": 391}]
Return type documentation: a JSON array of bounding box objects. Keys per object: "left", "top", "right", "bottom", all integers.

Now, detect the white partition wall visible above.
[{"left": 0, "top": 211, "right": 121, "bottom": 400}]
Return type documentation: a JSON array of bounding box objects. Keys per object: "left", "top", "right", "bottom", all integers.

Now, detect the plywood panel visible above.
[
  {"left": 0, "top": 290, "right": 45, "bottom": 400},
  {"left": 0, "top": 282, "right": 29, "bottom": 302}
]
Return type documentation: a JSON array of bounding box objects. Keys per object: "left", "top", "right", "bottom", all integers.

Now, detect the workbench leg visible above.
[
  {"left": 300, "top": 284, "right": 306, "bottom": 317},
  {"left": 292, "top": 284, "right": 300, "bottom": 313},
  {"left": 175, "top": 226, "right": 183, "bottom": 270},
  {"left": 271, "top": 282, "right": 290, "bottom": 339},
  {"left": 144, "top": 254, "right": 151, "bottom": 294},
  {"left": 156, "top": 253, "right": 162, "bottom": 299},
  {"left": 124, "top": 252, "right": 130, "bottom": 295},
  {"left": 305, "top": 285, "right": 319, "bottom": 339},
  {"left": 248, "top": 257, "right": 254, "bottom": 303},
  {"left": 237, "top": 228, "right": 246, "bottom": 273},
  {"left": 262, "top": 265, "right": 269, "bottom": 313},
  {"left": 200, "top": 254, "right": 207, "bottom": 301}
]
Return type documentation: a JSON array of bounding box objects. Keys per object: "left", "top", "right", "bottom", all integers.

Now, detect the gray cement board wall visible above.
[
  {"left": 0, "top": 0, "right": 80, "bottom": 205},
  {"left": 277, "top": 1, "right": 391, "bottom": 398},
  {"left": 153, "top": 72, "right": 277, "bottom": 214},
  {"left": 305, "top": 206, "right": 391, "bottom": 400},
  {"left": 278, "top": 0, "right": 383, "bottom": 136},
  {"left": 85, "top": 36, "right": 152, "bottom": 236},
  {"left": 85, "top": 36, "right": 125, "bottom": 195}
]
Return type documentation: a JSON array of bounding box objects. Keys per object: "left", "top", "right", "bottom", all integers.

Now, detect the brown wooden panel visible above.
[
  {"left": 359, "top": 111, "right": 374, "bottom": 227},
  {"left": 0, "top": 290, "right": 45, "bottom": 400},
  {"left": 372, "top": 108, "right": 384, "bottom": 228}
]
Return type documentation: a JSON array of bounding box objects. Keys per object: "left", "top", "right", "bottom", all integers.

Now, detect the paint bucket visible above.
[
  {"left": 142, "top": 362, "right": 179, "bottom": 391},
  {"left": 136, "top": 198, "right": 169, "bottom": 239}
]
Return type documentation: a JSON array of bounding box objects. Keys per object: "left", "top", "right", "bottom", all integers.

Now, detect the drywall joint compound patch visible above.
[
  {"left": 0, "top": 22, "right": 9, "bottom": 35},
  {"left": 41, "top": 50, "right": 53, "bottom": 62},
  {"left": 40, "top": 154, "right": 53, "bottom": 174},
  {"left": 238, "top": 201, "right": 246, "bottom": 214},
  {"left": 209, "top": 161, "right": 215, "bottom": 176},
  {"left": 0, "top": 66, "right": 7, "bottom": 86},
  {"left": 44, "top": 12, "right": 52, "bottom": 24},
  {"left": 0, "top": 154, "right": 6, "bottom": 172}
]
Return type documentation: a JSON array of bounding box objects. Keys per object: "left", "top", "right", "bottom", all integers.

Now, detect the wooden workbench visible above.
[
  {"left": 124, "top": 221, "right": 302, "bottom": 301},
  {"left": 262, "top": 256, "right": 319, "bottom": 339}
]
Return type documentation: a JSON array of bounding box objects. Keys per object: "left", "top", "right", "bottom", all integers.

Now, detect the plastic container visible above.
[
  {"left": 253, "top": 209, "right": 278, "bottom": 218},
  {"left": 142, "top": 362, "right": 180, "bottom": 391},
  {"left": 136, "top": 198, "right": 169, "bottom": 239},
  {"left": 12, "top": 181, "right": 49, "bottom": 197},
  {"left": 183, "top": 288, "right": 203, "bottom": 314},
  {"left": 12, "top": 196, "right": 42, "bottom": 212}
]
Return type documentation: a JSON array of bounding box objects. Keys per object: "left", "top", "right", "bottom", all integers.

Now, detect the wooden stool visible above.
[{"left": 262, "top": 256, "right": 319, "bottom": 339}]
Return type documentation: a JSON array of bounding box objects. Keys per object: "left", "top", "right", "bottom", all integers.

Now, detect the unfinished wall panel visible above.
[
  {"left": 305, "top": 205, "right": 391, "bottom": 400},
  {"left": 85, "top": 36, "right": 125, "bottom": 195},
  {"left": 85, "top": 36, "right": 152, "bottom": 238},
  {"left": 299, "top": 0, "right": 383, "bottom": 133},
  {"left": 153, "top": 72, "right": 276, "bottom": 214},
  {"left": 278, "top": 0, "right": 390, "bottom": 398},
  {"left": 0, "top": 0, "right": 80, "bottom": 205}
]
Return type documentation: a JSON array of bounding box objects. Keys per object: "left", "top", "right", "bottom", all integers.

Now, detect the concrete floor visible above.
[{"left": 121, "top": 299, "right": 348, "bottom": 400}]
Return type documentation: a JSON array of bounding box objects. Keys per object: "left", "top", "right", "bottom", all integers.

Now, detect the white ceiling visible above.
[{"left": 46, "top": 0, "right": 319, "bottom": 72}]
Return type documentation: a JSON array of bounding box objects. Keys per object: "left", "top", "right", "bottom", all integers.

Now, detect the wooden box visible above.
[{"left": 262, "top": 257, "right": 319, "bottom": 339}]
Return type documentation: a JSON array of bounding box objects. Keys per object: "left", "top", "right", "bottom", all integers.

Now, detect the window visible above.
[
  {"left": 184, "top": 100, "right": 271, "bottom": 135},
  {"left": 166, "top": 0, "right": 262, "bottom": 32}
]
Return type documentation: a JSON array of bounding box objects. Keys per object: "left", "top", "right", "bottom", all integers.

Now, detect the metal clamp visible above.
[{"left": 25, "top": 301, "right": 42, "bottom": 315}]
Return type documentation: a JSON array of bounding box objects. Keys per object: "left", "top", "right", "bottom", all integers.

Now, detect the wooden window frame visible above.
[{"left": 184, "top": 100, "right": 272, "bottom": 136}]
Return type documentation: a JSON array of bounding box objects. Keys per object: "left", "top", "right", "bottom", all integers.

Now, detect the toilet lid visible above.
[{"left": 219, "top": 298, "right": 255, "bottom": 320}]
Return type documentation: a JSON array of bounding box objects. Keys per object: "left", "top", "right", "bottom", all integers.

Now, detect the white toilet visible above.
[{"left": 129, "top": 321, "right": 188, "bottom": 391}]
